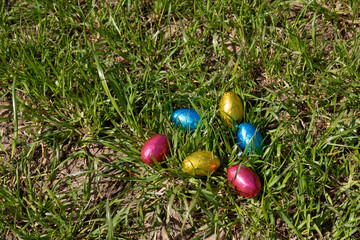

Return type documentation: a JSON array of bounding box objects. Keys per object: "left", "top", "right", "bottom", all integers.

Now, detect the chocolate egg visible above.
[
  {"left": 141, "top": 134, "right": 170, "bottom": 165},
  {"left": 236, "top": 123, "right": 264, "bottom": 155},
  {"left": 227, "top": 165, "right": 261, "bottom": 198},
  {"left": 182, "top": 150, "right": 220, "bottom": 176},
  {"left": 172, "top": 108, "right": 202, "bottom": 131},
  {"left": 219, "top": 92, "right": 243, "bottom": 127}
]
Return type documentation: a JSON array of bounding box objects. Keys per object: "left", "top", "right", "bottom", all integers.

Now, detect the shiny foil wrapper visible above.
[
  {"left": 219, "top": 92, "right": 243, "bottom": 127},
  {"left": 172, "top": 108, "right": 202, "bottom": 132},
  {"left": 236, "top": 123, "right": 264, "bottom": 155},
  {"left": 227, "top": 165, "right": 261, "bottom": 198},
  {"left": 141, "top": 134, "right": 170, "bottom": 165},
  {"left": 182, "top": 150, "right": 220, "bottom": 176}
]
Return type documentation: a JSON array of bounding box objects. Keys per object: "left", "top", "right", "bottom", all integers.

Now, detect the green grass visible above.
[{"left": 1, "top": 0, "right": 360, "bottom": 239}]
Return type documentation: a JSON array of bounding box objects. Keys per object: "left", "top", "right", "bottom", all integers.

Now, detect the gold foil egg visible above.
[
  {"left": 219, "top": 92, "right": 243, "bottom": 127},
  {"left": 182, "top": 150, "right": 220, "bottom": 176}
]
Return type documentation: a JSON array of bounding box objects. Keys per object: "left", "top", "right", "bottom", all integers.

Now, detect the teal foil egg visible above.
[
  {"left": 236, "top": 123, "right": 264, "bottom": 155},
  {"left": 172, "top": 108, "right": 201, "bottom": 131}
]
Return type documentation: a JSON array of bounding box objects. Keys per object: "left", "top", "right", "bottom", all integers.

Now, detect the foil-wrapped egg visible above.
[
  {"left": 227, "top": 165, "right": 261, "bottom": 198},
  {"left": 236, "top": 123, "right": 264, "bottom": 155},
  {"left": 141, "top": 134, "right": 170, "bottom": 165},
  {"left": 219, "top": 92, "right": 243, "bottom": 127},
  {"left": 182, "top": 150, "right": 220, "bottom": 176},
  {"left": 172, "top": 108, "right": 201, "bottom": 131}
]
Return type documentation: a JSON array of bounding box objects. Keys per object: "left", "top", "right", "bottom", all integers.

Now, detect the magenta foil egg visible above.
[
  {"left": 227, "top": 165, "right": 261, "bottom": 198},
  {"left": 141, "top": 134, "right": 170, "bottom": 165}
]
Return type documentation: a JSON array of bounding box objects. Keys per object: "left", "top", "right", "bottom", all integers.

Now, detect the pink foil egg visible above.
[
  {"left": 141, "top": 134, "right": 170, "bottom": 165},
  {"left": 227, "top": 165, "right": 261, "bottom": 198}
]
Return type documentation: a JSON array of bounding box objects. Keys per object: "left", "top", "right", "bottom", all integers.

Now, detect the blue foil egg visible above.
[
  {"left": 172, "top": 108, "right": 201, "bottom": 131},
  {"left": 236, "top": 123, "right": 264, "bottom": 155}
]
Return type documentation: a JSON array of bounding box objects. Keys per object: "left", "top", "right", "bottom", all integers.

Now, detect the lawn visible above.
[{"left": 0, "top": 0, "right": 359, "bottom": 239}]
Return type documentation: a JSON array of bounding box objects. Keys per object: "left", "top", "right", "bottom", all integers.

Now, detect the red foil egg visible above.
[
  {"left": 227, "top": 165, "right": 261, "bottom": 198},
  {"left": 141, "top": 134, "right": 170, "bottom": 165}
]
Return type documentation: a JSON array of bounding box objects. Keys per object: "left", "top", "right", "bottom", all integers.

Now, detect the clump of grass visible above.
[{"left": 0, "top": 0, "right": 359, "bottom": 239}]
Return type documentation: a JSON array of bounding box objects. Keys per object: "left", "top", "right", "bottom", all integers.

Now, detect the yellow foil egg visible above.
[
  {"left": 182, "top": 150, "right": 220, "bottom": 176},
  {"left": 219, "top": 92, "right": 243, "bottom": 127}
]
